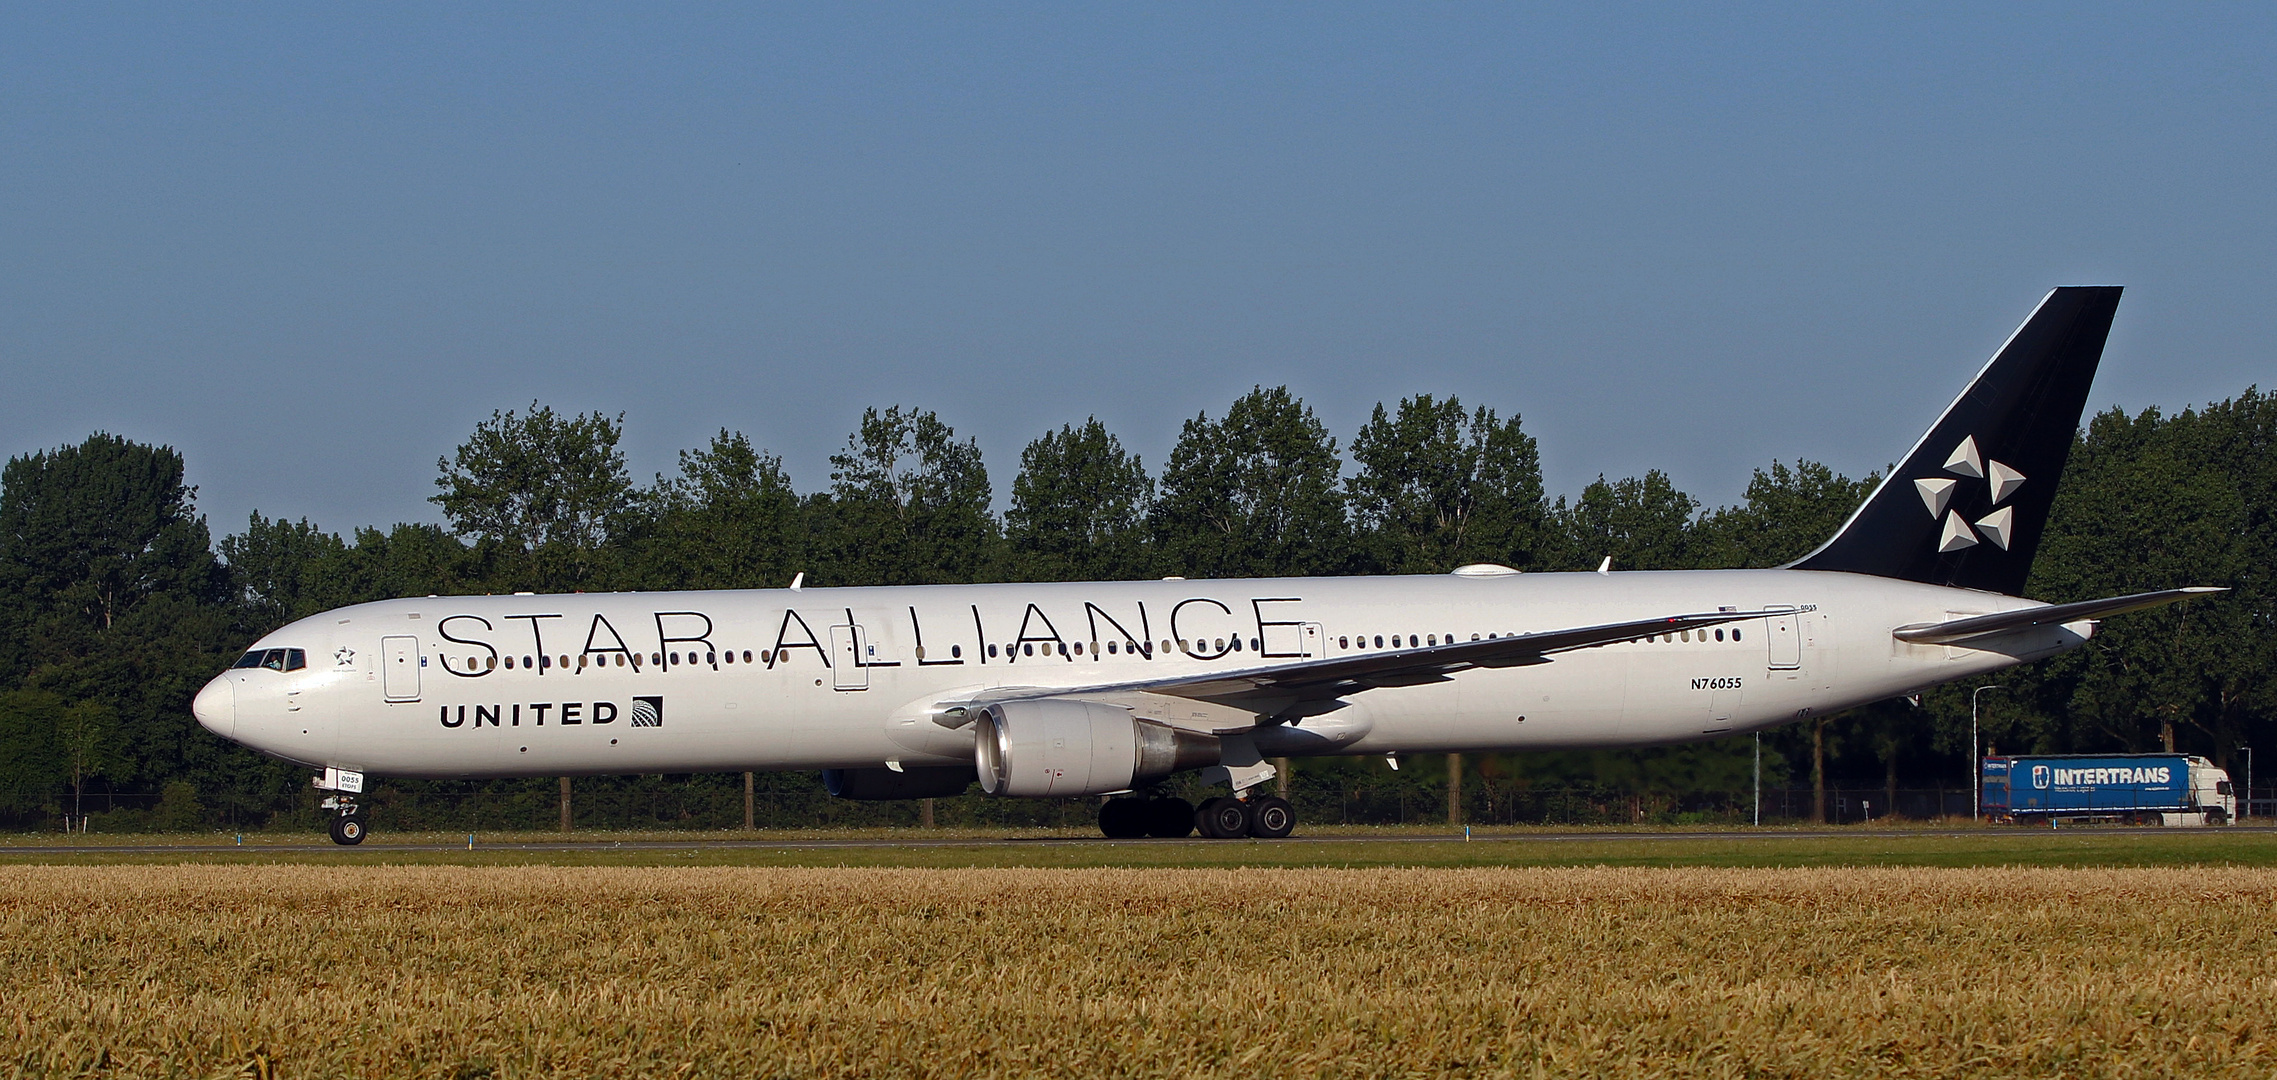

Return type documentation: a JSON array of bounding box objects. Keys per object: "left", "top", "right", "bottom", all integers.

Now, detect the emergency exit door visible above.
[{"left": 829, "top": 625, "right": 870, "bottom": 691}]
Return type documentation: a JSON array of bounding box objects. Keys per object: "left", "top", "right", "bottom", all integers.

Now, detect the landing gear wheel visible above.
[
  {"left": 1247, "top": 796, "right": 1295, "bottom": 838},
  {"left": 1197, "top": 796, "right": 1252, "bottom": 839},
  {"left": 329, "top": 813, "right": 366, "bottom": 846},
  {"left": 1099, "top": 798, "right": 1149, "bottom": 838},
  {"left": 1145, "top": 798, "right": 1195, "bottom": 838}
]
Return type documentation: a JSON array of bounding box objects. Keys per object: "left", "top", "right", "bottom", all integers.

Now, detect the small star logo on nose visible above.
[
  {"left": 334, "top": 647, "right": 356, "bottom": 667},
  {"left": 1922, "top": 436, "right": 2025, "bottom": 552}
]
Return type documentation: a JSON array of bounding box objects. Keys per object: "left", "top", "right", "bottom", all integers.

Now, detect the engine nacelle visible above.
[
  {"left": 974, "top": 698, "right": 1221, "bottom": 797},
  {"left": 822, "top": 765, "right": 978, "bottom": 800}
]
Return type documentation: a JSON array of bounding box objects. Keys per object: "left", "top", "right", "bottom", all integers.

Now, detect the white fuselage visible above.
[{"left": 194, "top": 567, "right": 2087, "bottom": 782}]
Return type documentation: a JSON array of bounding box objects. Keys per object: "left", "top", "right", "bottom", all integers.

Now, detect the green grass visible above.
[{"left": 10, "top": 825, "right": 2277, "bottom": 869}]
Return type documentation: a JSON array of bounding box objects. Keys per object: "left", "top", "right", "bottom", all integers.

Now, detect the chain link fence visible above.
[{"left": 11, "top": 771, "right": 2009, "bottom": 833}]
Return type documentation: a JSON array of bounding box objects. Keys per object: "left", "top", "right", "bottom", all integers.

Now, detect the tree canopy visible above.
[{"left": 0, "top": 383, "right": 2270, "bottom": 827}]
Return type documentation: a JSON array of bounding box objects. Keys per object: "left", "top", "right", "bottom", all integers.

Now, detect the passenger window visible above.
[
  {"left": 1427, "top": 635, "right": 1437, "bottom": 647},
  {"left": 950, "top": 645, "right": 962, "bottom": 659},
  {"left": 1714, "top": 629, "right": 1724, "bottom": 641},
  {"left": 1023, "top": 644, "right": 1034, "bottom": 656},
  {"left": 1374, "top": 636, "right": 1384, "bottom": 648},
  {"left": 760, "top": 651, "right": 772, "bottom": 664},
  {"left": 1732, "top": 629, "right": 1742, "bottom": 641},
  {"left": 988, "top": 644, "right": 999, "bottom": 658},
  {"left": 560, "top": 655, "right": 570, "bottom": 669},
  {"left": 1107, "top": 641, "right": 1118, "bottom": 654}
]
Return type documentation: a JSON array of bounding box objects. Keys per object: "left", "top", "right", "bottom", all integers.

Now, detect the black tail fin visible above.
[{"left": 1790, "top": 286, "right": 2122, "bottom": 595}]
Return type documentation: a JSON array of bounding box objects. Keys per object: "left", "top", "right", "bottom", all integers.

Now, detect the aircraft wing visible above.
[
  {"left": 1891, "top": 587, "right": 2224, "bottom": 645},
  {"left": 940, "top": 608, "right": 1786, "bottom": 716}
]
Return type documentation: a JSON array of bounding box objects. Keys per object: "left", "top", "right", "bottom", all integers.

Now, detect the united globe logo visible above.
[{"left": 630, "top": 696, "right": 664, "bottom": 728}]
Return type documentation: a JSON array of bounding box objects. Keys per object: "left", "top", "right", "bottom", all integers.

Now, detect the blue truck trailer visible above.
[{"left": 1982, "top": 754, "right": 2235, "bottom": 826}]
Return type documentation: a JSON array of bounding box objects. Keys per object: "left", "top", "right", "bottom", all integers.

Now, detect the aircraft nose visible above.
[{"left": 193, "top": 677, "right": 235, "bottom": 739}]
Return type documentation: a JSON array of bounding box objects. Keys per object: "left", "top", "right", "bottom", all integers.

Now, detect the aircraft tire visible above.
[
  {"left": 1196, "top": 797, "right": 1251, "bottom": 839},
  {"left": 329, "top": 814, "right": 366, "bottom": 846},
  {"left": 1098, "top": 798, "right": 1150, "bottom": 839},
  {"left": 1247, "top": 796, "right": 1295, "bottom": 839},
  {"left": 1144, "top": 798, "right": 1195, "bottom": 838}
]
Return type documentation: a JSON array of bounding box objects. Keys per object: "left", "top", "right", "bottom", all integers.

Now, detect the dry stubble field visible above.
[{"left": 6, "top": 865, "right": 2277, "bottom": 1078}]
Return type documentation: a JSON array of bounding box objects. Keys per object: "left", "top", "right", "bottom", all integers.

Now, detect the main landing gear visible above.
[
  {"left": 1099, "top": 796, "right": 1198, "bottom": 839},
  {"left": 1098, "top": 794, "right": 1295, "bottom": 839}
]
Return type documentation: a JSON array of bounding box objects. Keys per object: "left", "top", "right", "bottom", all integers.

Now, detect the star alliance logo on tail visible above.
[
  {"left": 630, "top": 696, "right": 664, "bottom": 727},
  {"left": 1914, "top": 435, "right": 2025, "bottom": 554}
]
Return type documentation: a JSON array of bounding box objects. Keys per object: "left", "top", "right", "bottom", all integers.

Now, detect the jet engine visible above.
[
  {"left": 974, "top": 698, "right": 1220, "bottom": 797},
  {"left": 822, "top": 765, "right": 978, "bottom": 800}
]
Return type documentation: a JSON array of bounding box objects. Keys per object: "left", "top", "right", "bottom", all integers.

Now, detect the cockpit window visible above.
[{"left": 230, "top": 648, "right": 306, "bottom": 672}]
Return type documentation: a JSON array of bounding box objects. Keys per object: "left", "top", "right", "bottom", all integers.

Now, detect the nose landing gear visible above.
[
  {"left": 326, "top": 803, "right": 366, "bottom": 846},
  {"left": 314, "top": 767, "right": 368, "bottom": 846}
]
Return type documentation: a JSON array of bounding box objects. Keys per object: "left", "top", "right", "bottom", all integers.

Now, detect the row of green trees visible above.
[{"left": 0, "top": 385, "right": 2268, "bottom": 828}]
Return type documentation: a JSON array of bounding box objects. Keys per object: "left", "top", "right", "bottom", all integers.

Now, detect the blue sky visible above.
[{"left": 4, "top": 5, "right": 2272, "bottom": 537}]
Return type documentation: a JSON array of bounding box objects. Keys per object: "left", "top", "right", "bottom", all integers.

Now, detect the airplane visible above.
[{"left": 194, "top": 286, "right": 2220, "bottom": 844}]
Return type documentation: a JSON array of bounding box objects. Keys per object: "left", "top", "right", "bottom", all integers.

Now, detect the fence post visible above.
[
  {"left": 744, "top": 771, "right": 755, "bottom": 831},
  {"left": 1447, "top": 753, "right": 1463, "bottom": 827},
  {"left": 921, "top": 798, "right": 935, "bottom": 828},
  {"left": 559, "top": 777, "right": 572, "bottom": 833}
]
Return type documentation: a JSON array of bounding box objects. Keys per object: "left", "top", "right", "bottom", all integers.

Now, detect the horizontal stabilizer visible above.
[{"left": 1892, "top": 588, "right": 2224, "bottom": 645}]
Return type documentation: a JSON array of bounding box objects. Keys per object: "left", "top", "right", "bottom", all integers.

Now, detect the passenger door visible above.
[
  {"left": 382, "top": 635, "right": 421, "bottom": 701},
  {"left": 1765, "top": 608, "right": 1801, "bottom": 670}
]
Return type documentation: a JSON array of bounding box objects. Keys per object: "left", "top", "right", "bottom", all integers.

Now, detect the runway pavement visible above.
[{"left": 18, "top": 825, "right": 2277, "bottom": 856}]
